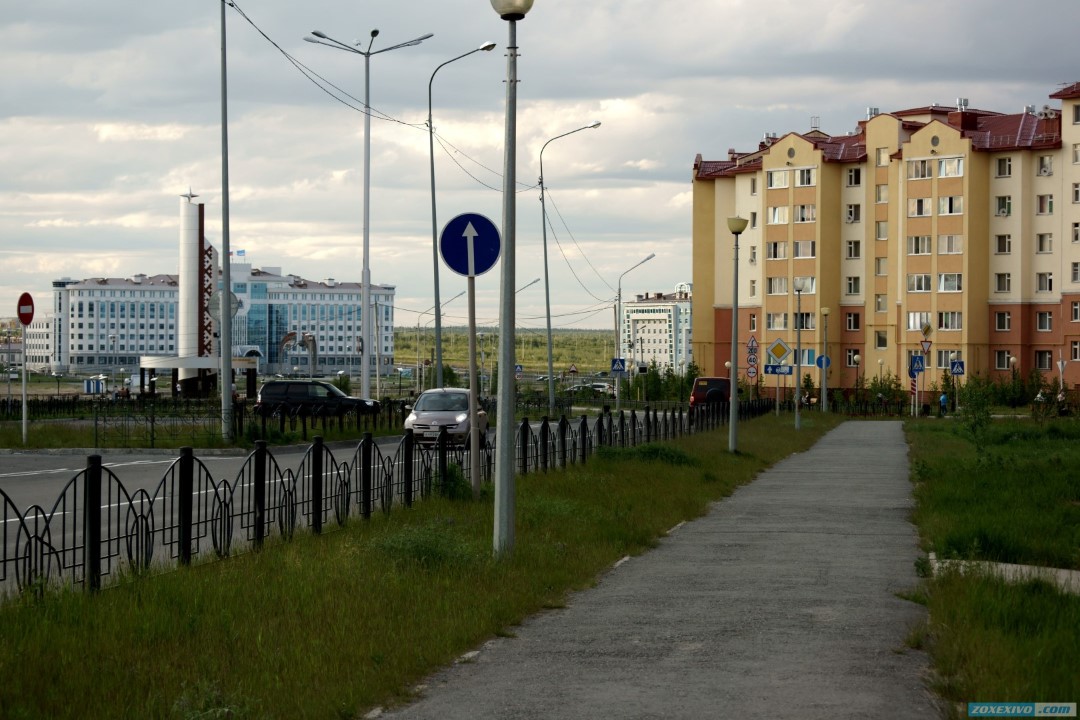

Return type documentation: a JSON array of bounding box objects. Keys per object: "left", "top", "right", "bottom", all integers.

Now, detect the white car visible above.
[{"left": 403, "top": 388, "right": 487, "bottom": 445}]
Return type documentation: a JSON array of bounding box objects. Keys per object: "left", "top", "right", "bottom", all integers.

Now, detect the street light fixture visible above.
[
  {"left": 794, "top": 276, "right": 807, "bottom": 430},
  {"left": 305, "top": 27, "right": 433, "bottom": 401},
  {"left": 615, "top": 253, "right": 656, "bottom": 413},
  {"left": 727, "top": 216, "right": 748, "bottom": 453},
  {"left": 490, "top": 0, "right": 535, "bottom": 557},
  {"left": 878, "top": 357, "right": 884, "bottom": 383},
  {"left": 820, "top": 307, "right": 830, "bottom": 413},
  {"left": 853, "top": 354, "right": 861, "bottom": 403},
  {"left": 428, "top": 41, "right": 496, "bottom": 390},
  {"left": 539, "top": 120, "right": 601, "bottom": 417}
]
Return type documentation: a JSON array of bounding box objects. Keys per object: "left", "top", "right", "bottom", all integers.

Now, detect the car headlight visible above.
[
  {"left": 404, "top": 413, "right": 416, "bottom": 427},
  {"left": 455, "top": 412, "right": 468, "bottom": 424}
]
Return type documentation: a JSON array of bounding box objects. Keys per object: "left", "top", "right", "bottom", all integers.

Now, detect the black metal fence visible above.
[{"left": 0, "top": 399, "right": 772, "bottom": 599}]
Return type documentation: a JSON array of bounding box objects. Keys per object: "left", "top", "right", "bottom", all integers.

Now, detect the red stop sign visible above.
[{"left": 17, "top": 292, "right": 34, "bottom": 326}]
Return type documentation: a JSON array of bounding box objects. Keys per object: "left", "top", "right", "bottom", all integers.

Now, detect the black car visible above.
[{"left": 254, "top": 380, "right": 380, "bottom": 417}]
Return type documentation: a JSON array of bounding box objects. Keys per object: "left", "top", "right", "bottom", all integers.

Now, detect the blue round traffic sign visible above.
[
  {"left": 440, "top": 213, "right": 501, "bottom": 277},
  {"left": 815, "top": 355, "right": 831, "bottom": 369}
]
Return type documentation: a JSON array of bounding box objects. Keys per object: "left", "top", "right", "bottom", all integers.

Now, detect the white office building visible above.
[{"left": 620, "top": 283, "right": 693, "bottom": 373}]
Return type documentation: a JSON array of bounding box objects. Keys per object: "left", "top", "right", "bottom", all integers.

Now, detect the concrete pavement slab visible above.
[{"left": 382, "top": 421, "right": 939, "bottom": 719}]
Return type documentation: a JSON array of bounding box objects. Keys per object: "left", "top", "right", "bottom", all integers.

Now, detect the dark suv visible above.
[
  {"left": 254, "top": 380, "right": 380, "bottom": 417},
  {"left": 689, "top": 377, "right": 731, "bottom": 407}
]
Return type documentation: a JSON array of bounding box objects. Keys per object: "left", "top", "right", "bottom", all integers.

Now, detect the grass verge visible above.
[
  {"left": 905, "top": 417, "right": 1080, "bottom": 711},
  {"left": 0, "top": 412, "right": 841, "bottom": 719}
]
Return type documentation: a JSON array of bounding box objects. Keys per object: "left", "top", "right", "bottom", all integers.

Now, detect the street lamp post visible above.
[
  {"left": 305, "top": 27, "right": 433, "bottom": 401},
  {"left": 794, "top": 277, "right": 807, "bottom": 430},
  {"left": 428, "top": 41, "right": 496, "bottom": 389},
  {"left": 853, "top": 354, "right": 861, "bottom": 403},
  {"left": 726, "top": 216, "right": 748, "bottom": 453},
  {"left": 615, "top": 253, "right": 655, "bottom": 413},
  {"left": 539, "top": 121, "right": 601, "bottom": 417},
  {"left": 878, "top": 357, "right": 883, "bottom": 383},
  {"left": 820, "top": 307, "right": 829, "bottom": 413},
  {"left": 490, "top": 0, "right": 534, "bottom": 557}
]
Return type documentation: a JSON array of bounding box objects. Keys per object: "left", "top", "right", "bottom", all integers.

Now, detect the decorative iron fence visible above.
[{"left": 0, "top": 399, "right": 772, "bottom": 599}]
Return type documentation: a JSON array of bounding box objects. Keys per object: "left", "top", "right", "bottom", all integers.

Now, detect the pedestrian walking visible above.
[{"left": 939, "top": 392, "right": 947, "bottom": 417}]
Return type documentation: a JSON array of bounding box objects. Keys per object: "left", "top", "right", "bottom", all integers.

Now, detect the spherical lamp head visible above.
[
  {"left": 490, "top": 0, "right": 534, "bottom": 21},
  {"left": 727, "top": 216, "right": 749, "bottom": 235}
]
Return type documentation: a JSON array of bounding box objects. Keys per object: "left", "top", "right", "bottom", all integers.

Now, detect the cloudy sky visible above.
[{"left": 2, "top": 0, "right": 1077, "bottom": 333}]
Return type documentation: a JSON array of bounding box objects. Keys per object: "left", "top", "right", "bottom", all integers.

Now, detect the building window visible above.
[
  {"left": 938, "top": 196, "right": 964, "bottom": 215},
  {"left": 1074, "top": 301, "right": 1080, "bottom": 322},
  {"left": 749, "top": 314, "right": 757, "bottom": 332},
  {"left": 995, "top": 312, "right": 1010, "bottom": 331},
  {"left": 794, "top": 204, "right": 816, "bottom": 223},
  {"left": 875, "top": 258, "right": 887, "bottom": 276},
  {"left": 875, "top": 330, "right": 887, "bottom": 349},
  {"left": 996, "top": 196, "right": 1012, "bottom": 216},
  {"left": 938, "top": 157, "right": 964, "bottom": 177},
  {"left": 907, "top": 312, "right": 931, "bottom": 331},
  {"left": 936, "top": 350, "right": 961, "bottom": 369},
  {"left": 846, "top": 312, "right": 860, "bottom": 331},
  {"left": 1038, "top": 155, "right": 1053, "bottom": 176},
  {"left": 750, "top": 177, "right": 757, "bottom": 195},
  {"left": 995, "top": 234, "right": 1012, "bottom": 254},
  {"left": 796, "top": 168, "right": 816, "bottom": 187},
  {"left": 907, "top": 273, "right": 932, "bottom": 292},
  {"left": 1075, "top": 105, "right": 1080, "bottom": 124},
  {"left": 908, "top": 198, "right": 932, "bottom": 217},
  {"left": 1074, "top": 262, "right": 1080, "bottom": 283},
  {"left": 846, "top": 240, "right": 862, "bottom": 259},
  {"left": 1037, "top": 194, "right": 1054, "bottom": 215},
  {"left": 794, "top": 276, "right": 816, "bottom": 294},
  {"left": 1074, "top": 183, "right": 1080, "bottom": 203},
  {"left": 995, "top": 350, "right": 1011, "bottom": 370},
  {"left": 749, "top": 245, "right": 757, "bottom": 263},
  {"left": 795, "top": 313, "right": 816, "bottom": 330},
  {"left": 767, "top": 170, "right": 789, "bottom": 189},
  {"left": 766, "top": 313, "right": 788, "bottom": 330},
  {"left": 1037, "top": 311, "right": 1052, "bottom": 331},
  {"left": 766, "top": 241, "right": 787, "bottom": 259},
  {"left": 996, "top": 157, "right": 1012, "bottom": 177},
  {"left": 938, "top": 312, "right": 962, "bottom": 330},
  {"left": 908, "top": 159, "right": 932, "bottom": 179},
  {"left": 875, "top": 294, "right": 887, "bottom": 313},
  {"left": 847, "top": 167, "right": 862, "bottom": 186},
  {"left": 1074, "top": 222, "right": 1080, "bottom": 243},
  {"left": 876, "top": 221, "right": 888, "bottom": 241},
  {"left": 1037, "top": 233, "right": 1053, "bottom": 253},
  {"left": 1036, "top": 350, "right": 1052, "bottom": 370},
  {"left": 938, "top": 273, "right": 963, "bottom": 292},
  {"left": 907, "top": 235, "right": 931, "bottom": 255},
  {"left": 995, "top": 273, "right": 1012, "bottom": 292},
  {"left": 846, "top": 276, "right": 861, "bottom": 295},
  {"left": 767, "top": 277, "right": 788, "bottom": 295},
  {"left": 750, "top": 211, "right": 758, "bottom": 228},
  {"left": 875, "top": 184, "right": 888, "bottom": 203},
  {"left": 846, "top": 204, "right": 861, "bottom": 223},
  {"left": 1074, "top": 144, "right": 1080, "bottom": 163},
  {"left": 793, "top": 240, "right": 816, "bottom": 258},
  {"left": 1037, "top": 272, "right": 1053, "bottom": 292},
  {"left": 938, "top": 235, "right": 962, "bottom": 254},
  {"left": 1073, "top": 341, "right": 1080, "bottom": 362},
  {"left": 876, "top": 148, "right": 890, "bottom": 166},
  {"left": 749, "top": 279, "right": 757, "bottom": 297},
  {"left": 768, "top": 206, "right": 789, "bottom": 224}
]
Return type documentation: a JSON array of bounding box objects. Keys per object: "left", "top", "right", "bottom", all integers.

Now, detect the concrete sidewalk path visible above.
[{"left": 383, "top": 421, "right": 939, "bottom": 719}]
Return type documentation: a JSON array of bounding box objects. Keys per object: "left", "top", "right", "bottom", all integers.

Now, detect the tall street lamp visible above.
[
  {"left": 820, "top": 306, "right": 830, "bottom": 413},
  {"left": 490, "top": 0, "right": 534, "bottom": 557},
  {"left": 853, "top": 354, "right": 861, "bottom": 403},
  {"left": 428, "top": 41, "right": 496, "bottom": 389},
  {"left": 305, "top": 27, "right": 433, "bottom": 401},
  {"left": 794, "top": 277, "right": 807, "bottom": 430},
  {"left": 726, "top": 216, "right": 748, "bottom": 453},
  {"left": 539, "top": 121, "right": 601, "bottom": 417},
  {"left": 219, "top": 0, "right": 235, "bottom": 442},
  {"left": 615, "top": 253, "right": 655, "bottom": 413}
]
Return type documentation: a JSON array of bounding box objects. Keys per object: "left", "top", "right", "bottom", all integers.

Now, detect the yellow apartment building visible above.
[{"left": 692, "top": 82, "right": 1080, "bottom": 398}]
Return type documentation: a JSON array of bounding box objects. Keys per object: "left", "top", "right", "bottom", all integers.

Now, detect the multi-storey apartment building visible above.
[
  {"left": 620, "top": 283, "right": 693, "bottom": 373},
  {"left": 693, "top": 82, "right": 1080, "bottom": 394},
  {"left": 39, "top": 265, "right": 396, "bottom": 377}
]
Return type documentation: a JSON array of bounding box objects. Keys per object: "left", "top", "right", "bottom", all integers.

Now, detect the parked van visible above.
[{"left": 689, "top": 377, "right": 731, "bottom": 407}]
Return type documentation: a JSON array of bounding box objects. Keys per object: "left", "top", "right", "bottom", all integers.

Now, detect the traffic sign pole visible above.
[{"left": 17, "top": 292, "right": 34, "bottom": 445}]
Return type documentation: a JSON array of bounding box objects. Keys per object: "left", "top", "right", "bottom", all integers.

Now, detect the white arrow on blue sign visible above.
[
  {"left": 440, "top": 213, "right": 501, "bottom": 277},
  {"left": 764, "top": 364, "right": 793, "bottom": 375}
]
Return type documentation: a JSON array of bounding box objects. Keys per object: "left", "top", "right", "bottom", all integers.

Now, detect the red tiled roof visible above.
[{"left": 1050, "top": 82, "right": 1080, "bottom": 100}]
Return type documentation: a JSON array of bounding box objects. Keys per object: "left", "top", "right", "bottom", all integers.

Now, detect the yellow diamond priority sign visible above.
[{"left": 768, "top": 338, "right": 792, "bottom": 363}]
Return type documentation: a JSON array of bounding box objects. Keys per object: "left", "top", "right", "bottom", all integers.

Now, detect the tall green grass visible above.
[
  {"left": 907, "top": 419, "right": 1080, "bottom": 569},
  {"left": 906, "top": 417, "right": 1080, "bottom": 712},
  {"left": 0, "top": 412, "right": 843, "bottom": 719}
]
